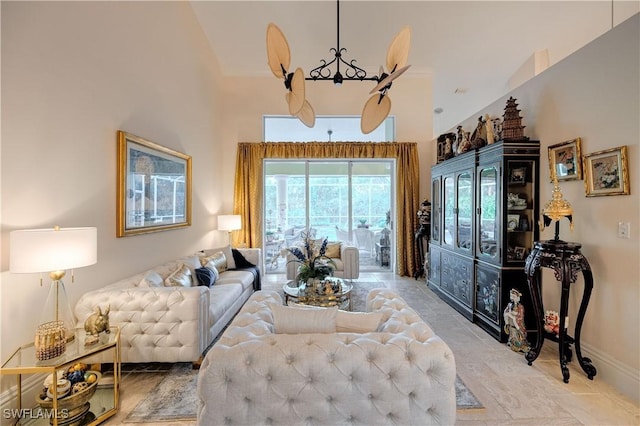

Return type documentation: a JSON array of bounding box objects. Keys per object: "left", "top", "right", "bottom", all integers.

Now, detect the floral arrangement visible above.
[{"left": 287, "top": 232, "right": 336, "bottom": 284}]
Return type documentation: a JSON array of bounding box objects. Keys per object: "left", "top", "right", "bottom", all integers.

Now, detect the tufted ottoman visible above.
[{"left": 196, "top": 288, "right": 456, "bottom": 425}]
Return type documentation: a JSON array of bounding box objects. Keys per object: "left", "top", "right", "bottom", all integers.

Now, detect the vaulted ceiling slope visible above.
[{"left": 190, "top": 1, "right": 639, "bottom": 132}]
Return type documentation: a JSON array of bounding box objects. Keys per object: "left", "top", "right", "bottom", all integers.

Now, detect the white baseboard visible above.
[{"left": 582, "top": 341, "right": 640, "bottom": 404}]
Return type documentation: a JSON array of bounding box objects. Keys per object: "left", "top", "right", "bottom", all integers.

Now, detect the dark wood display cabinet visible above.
[{"left": 429, "top": 139, "right": 540, "bottom": 342}]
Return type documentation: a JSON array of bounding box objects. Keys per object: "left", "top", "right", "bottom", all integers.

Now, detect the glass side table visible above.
[{"left": 1, "top": 326, "right": 121, "bottom": 426}]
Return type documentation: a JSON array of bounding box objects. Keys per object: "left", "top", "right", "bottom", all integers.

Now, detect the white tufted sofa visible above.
[
  {"left": 74, "top": 248, "right": 261, "bottom": 363},
  {"left": 196, "top": 288, "right": 456, "bottom": 425}
]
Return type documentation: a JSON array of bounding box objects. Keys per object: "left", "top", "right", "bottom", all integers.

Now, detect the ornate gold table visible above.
[
  {"left": 1, "top": 327, "right": 121, "bottom": 425},
  {"left": 524, "top": 240, "right": 597, "bottom": 383}
]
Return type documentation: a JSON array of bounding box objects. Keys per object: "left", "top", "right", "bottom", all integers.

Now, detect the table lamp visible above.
[
  {"left": 539, "top": 175, "right": 574, "bottom": 241},
  {"left": 10, "top": 226, "right": 98, "bottom": 352},
  {"left": 218, "top": 215, "right": 241, "bottom": 246}
]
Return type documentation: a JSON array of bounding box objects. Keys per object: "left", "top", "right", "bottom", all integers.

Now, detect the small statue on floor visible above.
[{"left": 503, "top": 289, "right": 530, "bottom": 353}]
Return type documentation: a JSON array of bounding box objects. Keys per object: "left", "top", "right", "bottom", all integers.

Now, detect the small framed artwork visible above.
[
  {"left": 548, "top": 138, "right": 583, "bottom": 181},
  {"left": 583, "top": 145, "right": 630, "bottom": 197},
  {"left": 117, "top": 131, "right": 192, "bottom": 237},
  {"left": 509, "top": 167, "right": 526, "bottom": 185},
  {"left": 514, "top": 246, "right": 526, "bottom": 260}
]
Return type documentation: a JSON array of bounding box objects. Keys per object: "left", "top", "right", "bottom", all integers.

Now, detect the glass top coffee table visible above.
[{"left": 283, "top": 277, "right": 353, "bottom": 311}]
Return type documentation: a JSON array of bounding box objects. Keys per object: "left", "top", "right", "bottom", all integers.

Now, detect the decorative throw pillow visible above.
[
  {"left": 164, "top": 264, "right": 193, "bottom": 287},
  {"left": 325, "top": 242, "right": 341, "bottom": 258},
  {"left": 232, "top": 249, "right": 255, "bottom": 268},
  {"left": 200, "top": 252, "right": 227, "bottom": 273},
  {"left": 270, "top": 303, "right": 337, "bottom": 334},
  {"left": 202, "top": 259, "right": 220, "bottom": 280},
  {"left": 138, "top": 270, "right": 163, "bottom": 287},
  {"left": 202, "top": 245, "right": 236, "bottom": 269},
  {"left": 336, "top": 311, "right": 384, "bottom": 333},
  {"left": 195, "top": 267, "right": 216, "bottom": 287}
]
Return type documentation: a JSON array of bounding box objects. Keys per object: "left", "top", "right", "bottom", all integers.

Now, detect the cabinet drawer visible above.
[{"left": 440, "top": 251, "right": 473, "bottom": 308}]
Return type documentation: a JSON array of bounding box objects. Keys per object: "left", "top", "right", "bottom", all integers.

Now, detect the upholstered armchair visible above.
[{"left": 285, "top": 240, "right": 360, "bottom": 281}]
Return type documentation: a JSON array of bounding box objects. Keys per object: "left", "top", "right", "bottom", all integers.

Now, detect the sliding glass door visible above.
[{"left": 264, "top": 160, "right": 394, "bottom": 274}]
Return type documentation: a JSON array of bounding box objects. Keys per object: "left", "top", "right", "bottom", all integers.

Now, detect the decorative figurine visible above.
[
  {"left": 544, "top": 310, "right": 560, "bottom": 335},
  {"left": 503, "top": 289, "right": 530, "bottom": 353},
  {"left": 501, "top": 97, "right": 528, "bottom": 140},
  {"left": 84, "top": 305, "right": 110, "bottom": 346},
  {"left": 485, "top": 114, "right": 495, "bottom": 144},
  {"left": 470, "top": 116, "right": 487, "bottom": 148}
]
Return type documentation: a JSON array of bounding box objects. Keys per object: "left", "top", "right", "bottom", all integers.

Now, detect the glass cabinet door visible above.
[
  {"left": 506, "top": 160, "right": 536, "bottom": 263},
  {"left": 478, "top": 166, "right": 499, "bottom": 260},
  {"left": 431, "top": 178, "right": 440, "bottom": 243},
  {"left": 456, "top": 172, "right": 473, "bottom": 251},
  {"left": 443, "top": 176, "right": 454, "bottom": 246}
]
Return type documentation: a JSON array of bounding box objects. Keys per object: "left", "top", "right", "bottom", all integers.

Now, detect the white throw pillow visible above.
[
  {"left": 270, "top": 303, "right": 337, "bottom": 334},
  {"left": 336, "top": 311, "right": 384, "bottom": 333},
  {"left": 202, "top": 245, "right": 236, "bottom": 269},
  {"left": 138, "top": 270, "right": 164, "bottom": 288}
]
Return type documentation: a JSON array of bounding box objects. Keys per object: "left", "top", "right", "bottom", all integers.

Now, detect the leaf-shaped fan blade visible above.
[
  {"left": 369, "top": 65, "right": 411, "bottom": 94},
  {"left": 267, "top": 23, "right": 291, "bottom": 79},
  {"left": 361, "top": 94, "right": 391, "bottom": 134},
  {"left": 386, "top": 26, "right": 411, "bottom": 73},
  {"left": 288, "top": 67, "right": 305, "bottom": 116},
  {"left": 297, "top": 100, "right": 316, "bottom": 128}
]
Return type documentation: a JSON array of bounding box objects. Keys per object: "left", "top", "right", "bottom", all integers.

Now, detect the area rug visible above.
[{"left": 124, "top": 366, "right": 482, "bottom": 422}]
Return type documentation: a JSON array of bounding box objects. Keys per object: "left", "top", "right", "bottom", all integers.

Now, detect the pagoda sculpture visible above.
[{"left": 502, "top": 97, "right": 528, "bottom": 140}]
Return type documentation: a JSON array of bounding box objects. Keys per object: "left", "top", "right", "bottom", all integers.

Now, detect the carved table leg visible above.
[
  {"left": 574, "top": 268, "right": 597, "bottom": 380},
  {"left": 525, "top": 268, "right": 544, "bottom": 365},
  {"left": 558, "top": 273, "right": 571, "bottom": 383}
]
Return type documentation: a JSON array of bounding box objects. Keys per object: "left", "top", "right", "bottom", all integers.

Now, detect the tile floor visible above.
[{"left": 111, "top": 272, "right": 639, "bottom": 425}]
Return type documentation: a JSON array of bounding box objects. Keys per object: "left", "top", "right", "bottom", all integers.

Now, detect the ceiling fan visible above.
[
  {"left": 361, "top": 27, "right": 412, "bottom": 134},
  {"left": 266, "top": 1, "right": 410, "bottom": 133},
  {"left": 266, "top": 23, "right": 316, "bottom": 128}
]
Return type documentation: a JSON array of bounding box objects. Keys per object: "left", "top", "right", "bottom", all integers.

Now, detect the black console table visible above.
[{"left": 524, "top": 240, "right": 597, "bottom": 383}]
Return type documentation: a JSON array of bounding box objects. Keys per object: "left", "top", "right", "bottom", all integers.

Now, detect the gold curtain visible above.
[{"left": 233, "top": 142, "right": 421, "bottom": 277}]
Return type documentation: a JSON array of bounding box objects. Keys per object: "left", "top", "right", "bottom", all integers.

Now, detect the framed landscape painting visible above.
[
  {"left": 583, "top": 145, "right": 629, "bottom": 197},
  {"left": 548, "top": 138, "right": 582, "bottom": 181},
  {"left": 117, "top": 131, "right": 192, "bottom": 237}
]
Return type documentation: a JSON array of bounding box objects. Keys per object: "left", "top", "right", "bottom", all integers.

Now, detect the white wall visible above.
[
  {"left": 452, "top": 14, "right": 639, "bottom": 402},
  {"left": 1, "top": 1, "right": 226, "bottom": 372}
]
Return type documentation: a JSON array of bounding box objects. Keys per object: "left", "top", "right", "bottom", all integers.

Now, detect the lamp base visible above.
[
  {"left": 40, "top": 280, "right": 77, "bottom": 344},
  {"left": 35, "top": 321, "right": 66, "bottom": 360}
]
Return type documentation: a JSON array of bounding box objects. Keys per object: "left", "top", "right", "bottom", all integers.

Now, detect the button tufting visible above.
[
  {"left": 326, "top": 396, "right": 333, "bottom": 402},
  {"left": 266, "top": 374, "right": 272, "bottom": 381}
]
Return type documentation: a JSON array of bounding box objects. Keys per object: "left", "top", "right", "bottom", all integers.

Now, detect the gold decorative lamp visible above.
[
  {"left": 218, "top": 215, "right": 241, "bottom": 246},
  {"left": 539, "top": 175, "right": 574, "bottom": 241},
  {"left": 10, "top": 226, "right": 97, "bottom": 357}
]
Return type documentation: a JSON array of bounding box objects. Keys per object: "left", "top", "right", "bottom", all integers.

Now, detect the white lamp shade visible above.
[
  {"left": 218, "top": 215, "right": 241, "bottom": 232},
  {"left": 10, "top": 227, "right": 97, "bottom": 273}
]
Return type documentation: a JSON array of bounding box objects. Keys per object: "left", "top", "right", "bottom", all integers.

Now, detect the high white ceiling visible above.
[{"left": 189, "top": 1, "right": 638, "bottom": 132}]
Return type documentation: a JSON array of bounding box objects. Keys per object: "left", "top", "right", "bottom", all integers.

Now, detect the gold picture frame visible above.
[
  {"left": 117, "top": 131, "right": 192, "bottom": 237},
  {"left": 548, "top": 138, "right": 582, "bottom": 181},
  {"left": 583, "top": 145, "right": 629, "bottom": 197}
]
